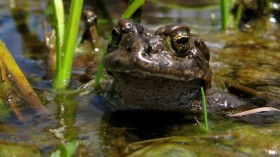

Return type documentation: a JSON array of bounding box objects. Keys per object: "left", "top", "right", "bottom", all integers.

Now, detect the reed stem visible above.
[
  {"left": 201, "top": 87, "right": 209, "bottom": 133},
  {"left": 54, "top": 0, "right": 84, "bottom": 89},
  {"left": 220, "top": 0, "right": 229, "bottom": 30}
]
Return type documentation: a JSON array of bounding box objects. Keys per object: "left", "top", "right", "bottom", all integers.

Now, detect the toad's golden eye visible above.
[
  {"left": 171, "top": 33, "right": 192, "bottom": 57},
  {"left": 112, "top": 26, "right": 122, "bottom": 45}
]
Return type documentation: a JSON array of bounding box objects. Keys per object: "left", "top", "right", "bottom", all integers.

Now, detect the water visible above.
[{"left": 0, "top": 0, "right": 279, "bottom": 156}]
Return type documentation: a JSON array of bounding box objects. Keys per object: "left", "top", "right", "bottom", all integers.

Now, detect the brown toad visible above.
[{"left": 104, "top": 19, "right": 244, "bottom": 112}]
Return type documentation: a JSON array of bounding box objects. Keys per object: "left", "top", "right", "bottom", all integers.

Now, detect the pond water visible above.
[{"left": 0, "top": 0, "right": 280, "bottom": 156}]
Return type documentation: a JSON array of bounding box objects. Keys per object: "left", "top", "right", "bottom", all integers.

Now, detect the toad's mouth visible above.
[
  {"left": 107, "top": 69, "right": 187, "bottom": 80},
  {"left": 108, "top": 70, "right": 205, "bottom": 87},
  {"left": 106, "top": 67, "right": 208, "bottom": 82}
]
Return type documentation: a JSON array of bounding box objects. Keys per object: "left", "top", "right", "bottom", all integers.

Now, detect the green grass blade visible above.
[
  {"left": 93, "top": 36, "right": 111, "bottom": 88},
  {"left": 65, "top": 140, "right": 79, "bottom": 157},
  {"left": 51, "top": 0, "right": 65, "bottom": 85},
  {"left": 234, "top": 3, "right": 242, "bottom": 31},
  {"left": 93, "top": 0, "right": 146, "bottom": 88},
  {"left": 220, "top": 0, "right": 229, "bottom": 30},
  {"left": 201, "top": 87, "right": 209, "bottom": 133},
  {"left": 122, "top": 0, "right": 145, "bottom": 18},
  {"left": 54, "top": 0, "right": 84, "bottom": 89}
]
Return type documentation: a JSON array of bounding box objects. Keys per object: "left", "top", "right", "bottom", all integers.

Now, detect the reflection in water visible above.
[
  {"left": 100, "top": 110, "right": 200, "bottom": 155},
  {"left": 106, "top": 111, "right": 197, "bottom": 139}
]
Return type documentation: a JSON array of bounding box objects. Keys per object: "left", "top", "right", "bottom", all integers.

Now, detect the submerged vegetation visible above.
[
  {"left": 50, "top": 140, "right": 79, "bottom": 157},
  {"left": 0, "top": 0, "right": 279, "bottom": 156}
]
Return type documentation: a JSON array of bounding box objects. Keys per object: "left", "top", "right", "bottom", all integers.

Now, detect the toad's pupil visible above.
[{"left": 177, "top": 36, "right": 189, "bottom": 45}]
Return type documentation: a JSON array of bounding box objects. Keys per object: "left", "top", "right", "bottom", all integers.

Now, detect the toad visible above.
[{"left": 104, "top": 19, "right": 245, "bottom": 112}]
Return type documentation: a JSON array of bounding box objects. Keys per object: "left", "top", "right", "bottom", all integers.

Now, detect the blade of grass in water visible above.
[
  {"left": 220, "top": 0, "right": 229, "bottom": 30},
  {"left": 201, "top": 87, "right": 209, "bottom": 133},
  {"left": 54, "top": 0, "right": 84, "bottom": 89},
  {"left": 51, "top": 0, "right": 65, "bottom": 83},
  {"left": 122, "top": 0, "right": 145, "bottom": 18},
  {"left": 234, "top": 3, "right": 242, "bottom": 31},
  {"left": 93, "top": 0, "right": 145, "bottom": 88},
  {"left": 51, "top": 140, "right": 79, "bottom": 157}
]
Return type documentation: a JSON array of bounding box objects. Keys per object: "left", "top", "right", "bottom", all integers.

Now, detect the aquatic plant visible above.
[
  {"left": 50, "top": 0, "right": 65, "bottom": 88},
  {"left": 233, "top": 2, "right": 243, "bottom": 31},
  {"left": 51, "top": 0, "right": 145, "bottom": 89},
  {"left": 220, "top": 0, "right": 231, "bottom": 30},
  {"left": 201, "top": 87, "right": 209, "bottom": 133},
  {"left": 0, "top": 100, "right": 10, "bottom": 122},
  {"left": 0, "top": 40, "right": 50, "bottom": 117},
  {"left": 50, "top": 140, "right": 79, "bottom": 157},
  {"left": 51, "top": 0, "right": 84, "bottom": 89}
]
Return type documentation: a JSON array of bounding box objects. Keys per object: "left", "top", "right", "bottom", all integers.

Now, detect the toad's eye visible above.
[
  {"left": 112, "top": 27, "right": 122, "bottom": 44},
  {"left": 171, "top": 34, "right": 192, "bottom": 57}
]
